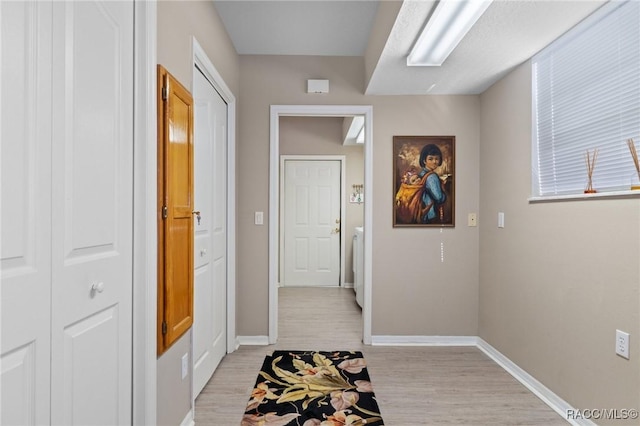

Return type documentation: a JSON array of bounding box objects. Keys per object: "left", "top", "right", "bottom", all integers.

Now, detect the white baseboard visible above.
[
  {"left": 237, "top": 335, "right": 270, "bottom": 346},
  {"left": 476, "top": 338, "right": 595, "bottom": 426},
  {"left": 343, "top": 282, "right": 354, "bottom": 289},
  {"left": 370, "top": 335, "right": 593, "bottom": 426},
  {"left": 371, "top": 335, "right": 478, "bottom": 346},
  {"left": 180, "top": 410, "right": 194, "bottom": 426}
]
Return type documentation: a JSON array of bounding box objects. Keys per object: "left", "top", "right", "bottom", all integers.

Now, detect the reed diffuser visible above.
[
  {"left": 584, "top": 148, "right": 598, "bottom": 193},
  {"left": 627, "top": 138, "right": 640, "bottom": 190}
]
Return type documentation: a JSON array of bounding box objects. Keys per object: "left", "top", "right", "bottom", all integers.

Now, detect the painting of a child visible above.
[{"left": 393, "top": 136, "right": 455, "bottom": 227}]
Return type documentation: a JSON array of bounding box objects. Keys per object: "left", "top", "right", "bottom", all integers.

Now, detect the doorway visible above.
[{"left": 268, "top": 105, "right": 373, "bottom": 345}]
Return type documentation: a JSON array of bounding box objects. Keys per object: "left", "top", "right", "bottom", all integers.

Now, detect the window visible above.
[{"left": 532, "top": 0, "right": 640, "bottom": 197}]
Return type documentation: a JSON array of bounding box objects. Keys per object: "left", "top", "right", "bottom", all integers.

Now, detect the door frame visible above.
[
  {"left": 269, "top": 105, "right": 373, "bottom": 345},
  {"left": 191, "top": 37, "right": 237, "bottom": 356},
  {"left": 279, "top": 156, "right": 346, "bottom": 288},
  {"left": 132, "top": 1, "right": 157, "bottom": 424}
]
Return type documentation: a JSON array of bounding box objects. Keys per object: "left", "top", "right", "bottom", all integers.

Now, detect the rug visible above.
[{"left": 241, "top": 350, "right": 384, "bottom": 426}]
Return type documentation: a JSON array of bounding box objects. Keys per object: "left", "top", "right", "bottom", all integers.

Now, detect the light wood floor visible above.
[{"left": 194, "top": 287, "right": 567, "bottom": 425}]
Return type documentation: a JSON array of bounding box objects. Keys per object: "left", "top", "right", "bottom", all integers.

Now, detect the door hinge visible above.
[
  {"left": 162, "top": 321, "right": 167, "bottom": 335},
  {"left": 161, "top": 86, "right": 168, "bottom": 101},
  {"left": 162, "top": 205, "right": 168, "bottom": 219}
]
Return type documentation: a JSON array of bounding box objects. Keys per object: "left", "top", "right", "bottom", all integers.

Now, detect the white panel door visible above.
[
  {"left": 1, "top": 2, "right": 53, "bottom": 424},
  {"left": 283, "top": 160, "right": 341, "bottom": 286},
  {"left": 50, "top": 2, "right": 134, "bottom": 425},
  {"left": 192, "top": 67, "right": 227, "bottom": 396}
]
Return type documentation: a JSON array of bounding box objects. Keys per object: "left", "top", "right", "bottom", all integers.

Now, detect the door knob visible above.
[
  {"left": 91, "top": 282, "right": 105, "bottom": 294},
  {"left": 192, "top": 210, "right": 201, "bottom": 225},
  {"left": 332, "top": 227, "right": 340, "bottom": 234}
]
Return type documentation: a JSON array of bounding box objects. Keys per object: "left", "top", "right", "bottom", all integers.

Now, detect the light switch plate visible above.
[
  {"left": 255, "top": 211, "right": 264, "bottom": 225},
  {"left": 468, "top": 213, "right": 477, "bottom": 227}
]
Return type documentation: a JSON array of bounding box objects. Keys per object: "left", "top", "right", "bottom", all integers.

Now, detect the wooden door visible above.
[
  {"left": 192, "top": 67, "right": 227, "bottom": 396},
  {"left": 283, "top": 160, "right": 341, "bottom": 286},
  {"left": 157, "top": 65, "right": 195, "bottom": 354},
  {"left": 1, "top": 2, "right": 53, "bottom": 424},
  {"left": 49, "top": 1, "right": 134, "bottom": 424}
]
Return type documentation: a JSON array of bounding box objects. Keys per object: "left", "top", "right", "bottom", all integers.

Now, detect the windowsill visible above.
[{"left": 529, "top": 189, "right": 640, "bottom": 203}]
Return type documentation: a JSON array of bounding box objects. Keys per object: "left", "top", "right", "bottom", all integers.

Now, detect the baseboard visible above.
[
  {"left": 343, "top": 282, "right": 354, "bottom": 289},
  {"left": 237, "top": 335, "right": 270, "bottom": 346},
  {"left": 370, "top": 335, "right": 592, "bottom": 426},
  {"left": 371, "top": 335, "right": 478, "bottom": 346},
  {"left": 180, "top": 410, "right": 194, "bottom": 426},
  {"left": 476, "top": 338, "right": 595, "bottom": 426}
]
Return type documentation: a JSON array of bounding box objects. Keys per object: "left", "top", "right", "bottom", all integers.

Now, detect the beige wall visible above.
[
  {"left": 157, "top": 0, "right": 239, "bottom": 94},
  {"left": 364, "top": 0, "right": 402, "bottom": 90},
  {"left": 371, "top": 96, "right": 480, "bottom": 335},
  {"left": 156, "top": 332, "right": 191, "bottom": 426},
  {"left": 280, "top": 116, "right": 365, "bottom": 284},
  {"left": 156, "top": 2, "right": 240, "bottom": 424},
  {"left": 237, "top": 55, "right": 481, "bottom": 336},
  {"left": 479, "top": 62, "right": 640, "bottom": 422}
]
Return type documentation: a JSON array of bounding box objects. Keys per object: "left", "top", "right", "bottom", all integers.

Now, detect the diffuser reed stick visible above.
[
  {"left": 584, "top": 148, "right": 598, "bottom": 193},
  {"left": 627, "top": 138, "right": 640, "bottom": 189}
]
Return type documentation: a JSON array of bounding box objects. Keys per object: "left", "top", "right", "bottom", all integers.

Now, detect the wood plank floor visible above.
[{"left": 194, "top": 287, "right": 567, "bottom": 425}]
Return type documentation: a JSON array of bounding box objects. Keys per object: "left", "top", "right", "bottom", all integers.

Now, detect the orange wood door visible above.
[{"left": 157, "top": 65, "right": 194, "bottom": 354}]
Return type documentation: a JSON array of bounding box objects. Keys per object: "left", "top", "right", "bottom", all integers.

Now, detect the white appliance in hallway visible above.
[{"left": 353, "top": 227, "right": 364, "bottom": 308}]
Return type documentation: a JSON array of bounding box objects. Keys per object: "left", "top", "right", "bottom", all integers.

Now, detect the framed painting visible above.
[{"left": 393, "top": 136, "right": 455, "bottom": 227}]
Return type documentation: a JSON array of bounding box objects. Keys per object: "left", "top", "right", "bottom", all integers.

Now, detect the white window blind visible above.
[{"left": 532, "top": 0, "right": 640, "bottom": 197}]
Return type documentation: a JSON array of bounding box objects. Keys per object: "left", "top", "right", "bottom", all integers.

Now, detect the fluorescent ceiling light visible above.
[{"left": 408, "top": 0, "right": 493, "bottom": 67}]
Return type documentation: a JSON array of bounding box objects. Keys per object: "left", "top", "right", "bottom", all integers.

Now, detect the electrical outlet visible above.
[
  {"left": 181, "top": 353, "right": 189, "bottom": 379},
  {"left": 616, "top": 330, "right": 630, "bottom": 359}
]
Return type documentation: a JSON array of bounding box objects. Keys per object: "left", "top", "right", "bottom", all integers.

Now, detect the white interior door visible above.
[
  {"left": 193, "top": 67, "right": 227, "bottom": 396},
  {"left": 283, "top": 160, "right": 341, "bottom": 287},
  {"left": 50, "top": 2, "right": 134, "bottom": 424},
  {"left": 1, "top": 2, "right": 53, "bottom": 424}
]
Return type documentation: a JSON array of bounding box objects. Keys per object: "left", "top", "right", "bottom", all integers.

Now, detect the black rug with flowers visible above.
[{"left": 241, "top": 350, "right": 384, "bottom": 426}]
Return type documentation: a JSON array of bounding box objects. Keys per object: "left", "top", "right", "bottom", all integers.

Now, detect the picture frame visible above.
[{"left": 393, "top": 136, "right": 455, "bottom": 227}]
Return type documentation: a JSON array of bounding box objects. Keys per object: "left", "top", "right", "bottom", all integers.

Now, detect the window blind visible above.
[{"left": 532, "top": 0, "right": 640, "bottom": 196}]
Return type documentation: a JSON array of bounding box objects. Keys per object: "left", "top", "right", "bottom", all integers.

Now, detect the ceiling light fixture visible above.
[{"left": 407, "top": 0, "right": 493, "bottom": 67}]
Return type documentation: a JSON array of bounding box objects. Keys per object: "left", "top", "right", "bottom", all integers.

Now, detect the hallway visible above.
[{"left": 194, "top": 287, "right": 565, "bottom": 425}]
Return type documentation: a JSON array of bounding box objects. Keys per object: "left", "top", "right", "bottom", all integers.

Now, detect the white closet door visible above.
[
  {"left": 50, "top": 2, "right": 134, "bottom": 425},
  {"left": 193, "top": 67, "right": 228, "bottom": 396},
  {"left": 1, "top": 3, "right": 53, "bottom": 425}
]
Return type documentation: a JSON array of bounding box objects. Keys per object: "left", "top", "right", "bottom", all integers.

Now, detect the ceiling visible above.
[{"left": 213, "top": 0, "right": 607, "bottom": 95}]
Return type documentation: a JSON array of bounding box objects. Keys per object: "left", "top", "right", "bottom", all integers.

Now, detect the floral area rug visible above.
[{"left": 242, "top": 350, "right": 384, "bottom": 426}]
